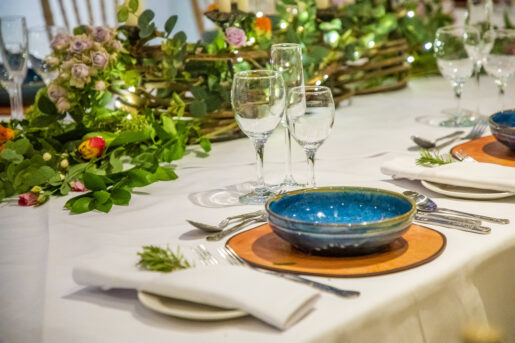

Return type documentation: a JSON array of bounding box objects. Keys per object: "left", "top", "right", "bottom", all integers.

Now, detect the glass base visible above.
[
  {"left": 415, "top": 108, "right": 482, "bottom": 128},
  {"left": 239, "top": 188, "right": 275, "bottom": 205}
]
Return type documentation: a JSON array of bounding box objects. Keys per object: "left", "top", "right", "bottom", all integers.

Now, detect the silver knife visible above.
[{"left": 415, "top": 215, "right": 491, "bottom": 234}]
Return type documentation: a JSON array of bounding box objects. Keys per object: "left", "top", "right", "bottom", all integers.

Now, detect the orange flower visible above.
[
  {"left": 207, "top": 3, "right": 218, "bottom": 11},
  {"left": 255, "top": 17, "right": 272, "bottom": 34},
  {"left": 0, "top": 125, "right": 14, "bottom": 144},
  {"left": 78, "top": 136, "right": 106, "bottom": 160}
]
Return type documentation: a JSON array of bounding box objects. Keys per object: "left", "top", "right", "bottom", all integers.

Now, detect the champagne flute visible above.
[
  {"left": 0, "top": 16, "right": 28, "bottom": 121},
  {"left": 434, "top": 25, "right": 480, "bottom": 127},
  {"left": 483, "top": 29, "right": 515, "bottom": 112},
  {"left": 270, "top": 43, "right": 304, "bottom": 189},
  {"left": 231, "top": 70, "right": 285, "bottom": 204},
  {"left": 28, "top": 26, "right": 66, "bottom": 85},
  {"left": 287, "top": 86, "right": 335, "bottom": 188}
]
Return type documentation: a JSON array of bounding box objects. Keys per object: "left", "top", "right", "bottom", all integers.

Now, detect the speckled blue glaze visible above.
[
  {"left": 489, "top": 111, "right": 515, "bottom": 150},
  {"left": 265, "top": 187, "right": 416, "bottom": 256}
]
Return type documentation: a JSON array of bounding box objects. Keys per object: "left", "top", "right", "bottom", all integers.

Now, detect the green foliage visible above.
[
  {"left": 416, "top": 149, "right": 455, "bottom": 167},
  {"left": 137, "top": 245, "right": 192, "bottom": 273}
]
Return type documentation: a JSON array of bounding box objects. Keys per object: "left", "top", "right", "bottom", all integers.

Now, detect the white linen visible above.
[
  {"left": 72, "top": 251, "right": 319, "bottom": 330},
  {"left": 381, "top": 157, "right": 515, "bottom": 192},
  {"left": 1, "top": 77, "right": 515, "bottom": 343}
]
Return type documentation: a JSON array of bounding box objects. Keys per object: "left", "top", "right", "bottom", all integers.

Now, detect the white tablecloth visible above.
[{"left": 1, "top": 77, "right": 514, "bottom": 343}]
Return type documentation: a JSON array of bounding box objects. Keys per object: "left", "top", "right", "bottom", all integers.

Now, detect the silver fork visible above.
[
  {"left": 217, "top": 246, "right": 360, "bottom": 298},
  {"left": 434, "top": 120, "right": 487, "bottom": 150},
  {"left": 193, "top": 245, "right": 219, "bottom": 266}
]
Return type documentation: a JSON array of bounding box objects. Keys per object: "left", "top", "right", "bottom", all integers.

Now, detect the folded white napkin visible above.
[
  {"left": 381, "top": 157, "right": 515, "bottom": 192},
  {"left": 72, "top": 251, "right": 320, "bottom": 330}
]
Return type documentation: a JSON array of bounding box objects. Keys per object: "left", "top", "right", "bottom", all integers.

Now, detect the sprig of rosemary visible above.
[
  {"left": 416, "top": 149, "right": 455, "bottom": 167},
  {"left": 137, "top": 245, "right": 192, "bottom": 273}
]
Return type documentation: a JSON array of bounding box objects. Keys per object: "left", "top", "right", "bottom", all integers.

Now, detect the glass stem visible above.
[
  {"left": 254, "top": 140, "right": 266, "bottom": 194},
  {"left": 453, "top": 82, "right": 463, "bottom": 115},
  {"left": 497, "top": 80, "right": 506, "bottom": 113},
  {"left": 10, "top": 80, "right": 24, "bottom": 121},
  {"left": 305, "top": 149, "right": 316, "bottom": 188},
  {"left": 284, "top": 126, "right": 294, "bottom": 181}
]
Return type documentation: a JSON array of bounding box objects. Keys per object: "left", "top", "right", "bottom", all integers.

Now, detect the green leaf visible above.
[
  {"left": 70, "top": 196, "right": 94, "bottom": 214},
  {"left": 309, "top": 45, "right": 330, "bottom": 61},
  {"left": 93, "top": 190, "right": 111, "bottom": 204},
  {"left": 95, "top": 198, "right": 113, "bottom": 213},
  {"left": 161, "top": 116, "right": 177, "bottom": 137},
  {"left": 83, "top": 172, "right": 107, "bottom": 191},
  {"left": 199, "top": 137, "right": 211, "bottom": 152},
  {"left": 0, "top": 149, "right": 23, "bottom": 163},
  {"left": 128, "top": 0, "right": 139, "bottom": 12},
  {"left": 128, "top": 169, "right": 156, "bottom": 187},
  {"left": 117, "top": 6, "right": 129, "bottom": 23},
  {"left": 67, "top": 163, "right": 90, "bottom": 180},
  {"left": 111, "top": 128, "right": 153, "bottom": 146},
  {"left": 139, "top": 23, "right": 156, "bottom": 39},
  {"left": 132, "top": 152, "right": 157, "bottom": 170},
  {"left": 190, "top": 100, "right": 206, "bottom": 117},
  {"left": 121, "top": 69, "right": 141, "bottom": 87},
  {"left": 73, "top": 26, "right": 87, "bottom": 35},
  {"left": 154, "top": 166, "right": 178, "bottom": 181},
  {"left": 97, "top": 92, "right": 112, "bottom": 107},
  {"left": 138, "top": 9, "right": 155, "bottom": 27},
  {"left": 173, "top": 31, "right": 187, "bottom": 44},
  {"left": 60, "top": 182, "right": 71, "bottom": 195},
  {"left": 10, "top": 138, "right": 32, "bottom": 155},
  {"left": 109, "top": 147, "right": 124, "bottom": 173},
  {"left": 165, "top": 15, "right": 178, "bottom": 36},
  {"left": 38, "top": 95, "right": 58, "bottom": 115},
  {"left": 111, "top": 188, "right": 131, "bottom": 205}
]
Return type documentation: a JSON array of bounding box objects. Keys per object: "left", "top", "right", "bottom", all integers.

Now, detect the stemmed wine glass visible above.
[
  {"left": 28, "top": 26, "right": 66, "bottom": 85},
  {"left": 465, "top": 0, "right": 493, "bottom": 83},
  {"left": 0, "top": 16, "right": 28, "bottom": 121},
  {"left": 270, "top": 43, "right": 304, "bottom": 189},
  {"left": 434, "top": 25, "right": 480, "bottom": 127},
  {"left": 231, "top": 70, "right": 285, "bottom": 204},
  {"left": 483, "top": 29, "right": 515, "bottom": 112},
  {"left": 287, "top": 86, "right": 335, "bottom": 188}
]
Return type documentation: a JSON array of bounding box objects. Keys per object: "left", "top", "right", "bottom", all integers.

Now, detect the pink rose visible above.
[
  {"left": 56, "top": 98, "right": 70, "bottom": 113},
  {"left": 47, "top": 84, "right": 66, "bottom": 103},
  {"left": 225, "top": 27, "right": 247, "bottom": 48},
  {"left": 70, "top": 181, "right": 87, "bottom": 192},
  {"left": 51, "top": 33, "right": 70, "bottom": 51},
  {"left": 91, "top": 51, "right": 109, "bottom": 68},
  {"left": 18, "top": 192, "right": 38, "bottom": 206},
  {"left": 68, "top": 35, "right": 92, "bottom": 54},
  {"left": 94, "top": 80, "right": 106, "bottom": 91},
  {"left": 90, "top": 26, "right": 112, "bottom": 43},
  {"left": 110, "top": 40, "right": 122, "bottom": 52},
  {"left": 71, "top": 63, "right": 89, "bottom": 79}
]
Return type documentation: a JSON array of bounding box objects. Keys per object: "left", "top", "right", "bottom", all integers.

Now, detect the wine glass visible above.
[
  {"left": 434, "top": 25, "right": 480, "bottom": 127},
  {"left": 231, "top": 70, "right": 285, "bottom": 204},
  {"left": 483, "top": 29, "right": 515, "bottom": 112},
  {"left": 270, "top": 43, "right": 304, "bottom": 189},
  {"left": 287, "top": 86, "right": 335, "bottom": 188},
  {"left": 0, "top": 16, "right": 28, "bottom": 121},
  {"left": 465, "top": 0, "right": 494, "bottom": 110},
  {"left": 28, "top": 26, "right": 66, "bottom": 85}
]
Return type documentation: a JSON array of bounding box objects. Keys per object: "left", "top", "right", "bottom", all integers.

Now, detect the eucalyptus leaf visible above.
[
  {"left": 165, "top": 15, "right": 178, "bottom": 36},
  {"left": 138, "top": 9, "right": 155, "bottom": 27}
]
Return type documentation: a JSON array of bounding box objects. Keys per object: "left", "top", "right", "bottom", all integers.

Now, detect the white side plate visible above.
[
  {"left": 421, "top": 180, "right": 515, "bottom": 200},
  {"left": 137, "top": 291, "right": 248, "bottom": 321}
]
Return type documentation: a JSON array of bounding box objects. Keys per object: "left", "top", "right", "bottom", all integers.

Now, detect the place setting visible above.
[{"left": 1, "top": 0, "right": 515, "bottom": 341}]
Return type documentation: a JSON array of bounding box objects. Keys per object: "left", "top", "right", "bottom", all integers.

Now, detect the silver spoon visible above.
[
  {"left": 403, "top": 191, "right": 510, "bottom": 224},
  {"left": 411, "top": 131, "right": 464, "bottom": 149},
  {"left": 217, "top": 210, "right": 265, "bottom": 228},
  {"left": 186, "top": 219, "right": 224, "bottom": 232},
  {"left": 206, "top": 213, "right": 267, "bottom": 242}
]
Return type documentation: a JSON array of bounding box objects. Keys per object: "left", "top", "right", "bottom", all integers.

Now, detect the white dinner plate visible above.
[
  {"left": 421, "top": 180, "right": 515, "bottom": 200},
  {"left": 137, "top": 291, "right": 248, "bottom": 321}
]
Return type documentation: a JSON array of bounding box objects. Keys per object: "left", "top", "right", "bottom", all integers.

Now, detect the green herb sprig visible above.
[
  {"left": 416, "top": 149, "right": 455, "bottom": 167},
  {"left": 137, "top": 245, "right": 192, "bottom": 273}
]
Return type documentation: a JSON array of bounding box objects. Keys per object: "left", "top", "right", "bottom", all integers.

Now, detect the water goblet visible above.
[
  {"left": 231, "top": 70, "right": 286, "bottom": 205},
  {"left": 483, "top": 29, "right": 515, "bottom": 112},
  {"left": 434, "top": 25, "right": 480, "bottom": 127},
  {"left": 270, "top": 43, "right": 304, "bottom": 189},
  {"left": 287, "top": 86, "right": 335, "bottom": 188},
  {"left": 0, "top": 16, "right": 28, "bottom": 121},
  {"left": 28, "top": 26, "right": 66, "bottom": 85}
]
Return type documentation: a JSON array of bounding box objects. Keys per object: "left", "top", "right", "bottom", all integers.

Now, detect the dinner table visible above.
[{"left": 1, "top": 75, "right": 514, "bottom": 343}]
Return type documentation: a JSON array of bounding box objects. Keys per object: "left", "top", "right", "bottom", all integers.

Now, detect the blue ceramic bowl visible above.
[
  {"left": 265, "top": 187, "right": 416, "bottom": 256},
  {"left": 489, "top": 111, "right": 515, "bottom": 151}
]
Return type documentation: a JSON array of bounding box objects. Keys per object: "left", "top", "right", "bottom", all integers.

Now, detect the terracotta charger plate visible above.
[
  {"left": 227, "top": 224, "right": 446, "bottom": 278},
  {"left": 451, "top": 136, "right": 515, "bottom": 167}
]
